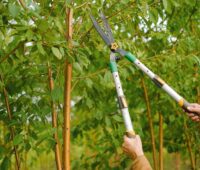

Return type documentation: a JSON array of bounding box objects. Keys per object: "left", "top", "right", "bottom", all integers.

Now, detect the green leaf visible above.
[
  {"left": 55, "top": 18, "right": 64, "bottom": 34},
  {"left": 162, "top": 0, "right": 172, "bottom": 13},
  {"left": 194, "top": 56, "right": 200, "bottom": 66},
  {"left": 8, "top": 36, "right": 22, "bottom": 50},
  {"left": 86, "top": 98, "right": 93, "bottom": 108},
  {"left": 8, "top": 4, "right": 20, "bottom": 17},
  {"left": 73, "top": 62, "right": 82, "bottom": 72},
  {"left": 105, "top": 117, "right": 111, "bottom": 127},
  {"left": 25, "top": 29, "right": 34, "bottom": 41},
  {"left": 112, "top": 114, "right": 123, "bottom": 123},
  {"left": 85, "top": 78, "right": 93, "bottom": 88},
  {"left": 163, "top": 0, "right": 168, "bottom": 10},
  {"left": 0, "top": 81, "right": 4, "bottom": 90},
  {"left": 13, "top": 134, "right": 23, "bottom": 145},
  {"left": 149, "top": 8, "right": 158, "bottom": 24},
  {"left": 169, "top": 115, "right": 175, "bottom": 122},
  {"left": 104, "top": 71, "right": 112, "bottom": 83},
  {"left": 25, "top": 142, "right": 31, "bottom": 151},
  {"left": 37, "top": 20, "right": 49, "bottom": 32},
  {"left": 1, "top": 156, "right": 10, "bottom": 170},
  {"left": 51, "top": 47, "right": 62, "bottom": 60},
  {"left": 51, "top": 87, "right": 63, "bottom": 102},
  {"left": 59, "top": 47, "right": 65, "bottom": 56},
  {"left": 0, "top": 145, "right": 5, "bottom": 157},
  {"left": 37, "top": 42, "right": 45, "bottom": 55},
  {"left": 4, "top": 133, "right": 11, "bottom": 143},
  {"left": 30, "top": 130, "right": 38, "bottom": 140}
]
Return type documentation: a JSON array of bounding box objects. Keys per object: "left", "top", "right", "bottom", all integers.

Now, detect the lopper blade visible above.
[
  {"left": 100, "top": 12, "right": 115, "bottom": 43},
  {"left": 90, "top": 14, "right": 112, "bottom": 46}
]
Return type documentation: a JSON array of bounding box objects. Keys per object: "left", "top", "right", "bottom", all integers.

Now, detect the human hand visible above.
[
  {"left": 122, "top": 135, "right": 144, "bottom": 160},
  {"left": 187, "top": 103, "right": 200, "bottom": 122}
]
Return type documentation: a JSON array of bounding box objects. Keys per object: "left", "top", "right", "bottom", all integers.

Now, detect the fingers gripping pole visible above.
[
  {"left": 109, "top": 61, "right": 135, "bottom": 137},
  {"left": 125, "top": 52, "right": 191, "bottom": 111}
]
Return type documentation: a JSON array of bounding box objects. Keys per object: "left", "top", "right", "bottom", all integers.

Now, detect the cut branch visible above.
[{"left": 0, "top": 75, "right": 20, "bottom": 170}]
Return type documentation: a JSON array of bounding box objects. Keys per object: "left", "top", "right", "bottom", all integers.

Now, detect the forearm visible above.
[{"left": 131, "top": 155, "right": 152, "bottom": 170}]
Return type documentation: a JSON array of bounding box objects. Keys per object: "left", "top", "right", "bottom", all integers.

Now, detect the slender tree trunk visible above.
[
  {"left": 63, "top": 6, "right": 73, "bottom": 170},
  {"left": 3, "top": 122, "right": 6, "bottom": 144},
  {"left": 18, "top": 0, "right": 26, "bottom": 9},
  {"left": 63, "top": 62, "right": 72, "bottom": 170},
  {"left": 0, "top": 121, "right": 3, "bottom": 145},
  {"left": 194, "top": 64, "right": 200, "bottom": 103},
  {"left": 0, "top": 75, "right": 20, "bottom": 170},
  {"left": 184, "top": 122, "right": 195, "bottom": 170},
  {"left": 23, "top": 124, "right": 28, "bottom": 170},
  {"left": 197, "top": 86, "right": 200, "bottom": 104},
  {"left": 48, "top": 64, "right": 62, "bottom": 170},
  {"left": 194, "top": 64, "right": 200, "bottom": 168},
  {"left": 65, "top": 8, "right": 73, "bottom": 46},
  {"left": 159, "top": 112, "right": 163, "bottom": 170},
  {"left": 175, "top": 152, "right": 180, "bottom": 170},
  {"left": 24, "top": 150, "right": 27, "bottom": 170},
  {"left": 141, "top": 78, "right": 158, "bottom": 170}
]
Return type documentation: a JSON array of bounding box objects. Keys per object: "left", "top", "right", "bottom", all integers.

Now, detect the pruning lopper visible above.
[{"left": 90, "top": 13, "right": 194, "bottom": 138}]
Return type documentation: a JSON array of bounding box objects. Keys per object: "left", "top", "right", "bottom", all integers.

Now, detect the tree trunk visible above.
[
  {"left": 23, "top": 125, "right": 28, "bottom": 170},
  {"left": 175, "top": 152, "right": 180, "bottom": 170},
  {"left": 24, "top": 150, "right": 27, "bottom": 170},
  {"left": 63, "top": 62, "right": 72, "bottom": 170},
  {"left": 0, "top": 121, "right": 4, "bottom": 145},
  {"left": 141, "top": 78, "right": 158, "bottom": 170},
  {"left": 194, "top": 64, "right": 200, "bottom": 104},
  {"left": 159, "top": 112, "right": 163, "bottom": 170},
  {"left": 0, "top": 75, "right": 20, "bottom": 170},
  {"left": 184, "top": 122, "right": 195, "bottom": 170},
  {"left": 194, "top": 63, "right": 200, "bottom": 168},
  {"left": 63, "top": 7, "right": 73, "bottom": 170},
  {"left": 48, "top": 64, "right": 62, "bottom": 170}
]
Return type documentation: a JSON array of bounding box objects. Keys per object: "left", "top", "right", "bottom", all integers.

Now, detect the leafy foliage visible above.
[{"left": 0, "top": 0, "right": 200, "bottom": 169}]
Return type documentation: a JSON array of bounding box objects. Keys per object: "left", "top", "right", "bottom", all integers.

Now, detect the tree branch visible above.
[
  {"left": 0, "top": 42, "right": 24, "bottom": 64},
  {"left": 48, "top": 63, "right": 62, "bottom": 170},
  {"left": 0, "top": 75, "right": 20, "bottom": 170}
]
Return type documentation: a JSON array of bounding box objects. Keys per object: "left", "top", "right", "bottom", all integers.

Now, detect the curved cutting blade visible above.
[
  {"left": 100, "top": 12, "right": 114, "bottom": 43},
  {"left": 90, "top": 14, "right": 112, "bottom": 46}
]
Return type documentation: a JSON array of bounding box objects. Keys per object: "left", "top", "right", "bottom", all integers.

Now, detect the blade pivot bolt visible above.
[{"left": 110, "top": 43, "right": 119, "bottom": 51}]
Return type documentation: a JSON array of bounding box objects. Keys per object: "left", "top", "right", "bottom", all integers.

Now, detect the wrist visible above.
[
  {"left": 130, "top": 151, "right": 144, "bottom": 160},
  {"left": 136, "top": 151, "right": 144, "bottom": 157}
]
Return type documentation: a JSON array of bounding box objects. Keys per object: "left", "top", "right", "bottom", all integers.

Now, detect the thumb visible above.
[{"left": 124, "top": 135, "right": 128, "bottom": 141}]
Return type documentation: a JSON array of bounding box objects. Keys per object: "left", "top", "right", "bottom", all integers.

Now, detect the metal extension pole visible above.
[
  {"left": 109, "top": 53, "right": 135, "bottom": 138},
  {"left": 125, "top": 52, "right": 191, "bottom": 112}
]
